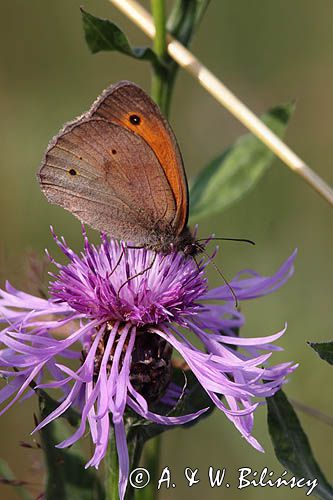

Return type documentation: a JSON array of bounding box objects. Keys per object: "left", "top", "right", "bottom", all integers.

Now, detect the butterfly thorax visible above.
[{"left": 151, "top": 226, "right": 200, "bottom": 256}]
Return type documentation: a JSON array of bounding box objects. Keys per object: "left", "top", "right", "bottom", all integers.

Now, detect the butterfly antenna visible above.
[
  {"left": 117, "top": 251, "right": 157, "bottom": 299},
  {"left": 197, "top": 237, "right": 255, "bottom": 246},
  {"left": 201, "top": 249, "right": 239, "bottom": 308}
]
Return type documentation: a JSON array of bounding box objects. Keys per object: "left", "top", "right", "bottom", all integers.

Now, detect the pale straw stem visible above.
[{"left": 109, "top": 0, "right": 333, "bottom": 207}]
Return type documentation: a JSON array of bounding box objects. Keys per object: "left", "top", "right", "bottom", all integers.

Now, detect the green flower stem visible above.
[
  {"left": 150, "top": 0, "right": 210, "bottom": 116},
  {"left": 150, "top": 0, "right": 169, "bottom": 116},
  {"left": 105, "top": 425, "right": 146, "bottom": 500},
  {"left": 151, "top": 0, "right": 167, "bottom": 62},
  {"left": 105, "top": 431, "right": 120, "bottom": 500}
]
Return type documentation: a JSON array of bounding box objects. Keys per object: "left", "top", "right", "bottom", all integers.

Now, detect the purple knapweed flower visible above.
[{"left": 0, "top": 228, "right": 297, "bottom": 499}]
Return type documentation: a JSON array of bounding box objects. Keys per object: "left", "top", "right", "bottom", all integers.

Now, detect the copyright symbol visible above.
[{"left": 129, "top": 467, "right": 150, "bottom": 489}]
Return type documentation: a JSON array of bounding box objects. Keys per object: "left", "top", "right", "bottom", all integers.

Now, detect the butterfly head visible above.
[{"left": 159, "top": 226, "right": 203, "bottom": 257}]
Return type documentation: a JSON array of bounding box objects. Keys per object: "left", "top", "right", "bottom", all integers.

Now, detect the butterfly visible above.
[{"left": 38, "top": 81, "right": 199, "bottom": 255}]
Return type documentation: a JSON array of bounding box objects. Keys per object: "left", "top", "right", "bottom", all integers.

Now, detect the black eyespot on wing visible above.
[
  {"left": 69, "top": 168, "right": 77, "bottom": 176},
  {"left": 129, "top": 114, "right": 141, "bottom": 125},
  {"left": 112, "top": 149, "right": 117, "bottom": 155}
]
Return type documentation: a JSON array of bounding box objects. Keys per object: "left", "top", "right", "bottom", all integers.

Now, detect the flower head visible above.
[
  {"left": 0, "top": 228, "right": 297, "bottom": 499},
  {"left": 49, "top": 228, "right": 207, "bottom": 325}
]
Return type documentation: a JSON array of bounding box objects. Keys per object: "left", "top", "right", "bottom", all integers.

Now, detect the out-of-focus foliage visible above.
[
  {"left": 0, "top": 459, "right": 32, "bottom": 500},
  {"left": 38, "top": 391, "right": 104, "bottom": 500},
  {"left": 189, "top": 103, "right": 295, "bottom": 222}
]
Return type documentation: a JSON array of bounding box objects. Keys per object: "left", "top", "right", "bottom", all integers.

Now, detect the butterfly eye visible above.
[
  {"left": 129, "top": 114, "right": 141, "bottom": 125},
  {"left": 68, "top": 168, "right": 77, "bottom": 176}
]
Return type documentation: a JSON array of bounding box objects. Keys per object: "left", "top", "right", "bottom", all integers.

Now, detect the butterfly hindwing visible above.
[{"left": 39, "top": 117, "right": 177, "bottom": 247}]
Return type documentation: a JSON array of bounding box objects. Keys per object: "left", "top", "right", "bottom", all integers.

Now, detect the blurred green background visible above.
[{"left": 1, "top": 1, "right": 333, "bottom": 498}]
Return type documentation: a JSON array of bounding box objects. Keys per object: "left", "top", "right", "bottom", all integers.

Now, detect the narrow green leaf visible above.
[
  {"left": 81, "top": 8, "right": 160, "bottom": 67},
  {"left": 167, "top": 0, "right": 211, "bottom": 47},
  {"left": 163, "top": 0, "right": 210, "bottom": 115},
  {"left": 0, "top": 459, "right": 33, "bottom": 500},
  {"left": 267, "top": 389, "right": 333, "bottom": 500},
  {"left": 38, "top": 392, "right": 104, "bottom": 500},
  {"left": 38, "top": 387, "right": 80, "bottom": 427},
  {"left": 189, "top": 102, "right": 295, "bottom": 222},
  {"left": 308, "top": 340, "right": 333, "bottom": 365}
]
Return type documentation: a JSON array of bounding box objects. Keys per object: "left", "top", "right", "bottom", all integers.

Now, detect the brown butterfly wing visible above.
[
  {"left": 89, "top": 81, "right": 189, "bottom": 235},
  {"left": 38, "top": 118, "right": 177, "bottom": 247}
]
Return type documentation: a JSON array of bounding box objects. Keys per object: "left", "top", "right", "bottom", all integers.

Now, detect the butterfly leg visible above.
[
  {"left": 126, "top": 245, "right": 145, "bottom": 250},
  {"left": 117, "top": 251, "right": 157, "bottom": 299},
  {"left": 107, "top": 246, "right": 125, "bottom": 279}
]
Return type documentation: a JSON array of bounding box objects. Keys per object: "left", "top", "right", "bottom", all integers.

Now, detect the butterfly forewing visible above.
[{"left": 89, "top": 81, "right": 189, "bottom": 234}]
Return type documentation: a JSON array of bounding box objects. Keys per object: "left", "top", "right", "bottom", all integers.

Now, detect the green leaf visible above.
[
  {"left": 167, "top": 0, "right": 211, "bottom": 47},
  {"left": 308, "top": 340, "right": 333, "bottom": 365},
  {"left": 162, "top": 0, "right": 210, "bottom": 115},
  {"left": 38, "top": 391, "right": 105, "bottom": 500},
  {"left": 81, "top": 8, "right": 160, "bottom": 68},
  {"left": 0, "top": 459, "right": 33, "bottom": 500},
  {"left": 38, "top": 387, "right": 81, "bottom": 427},
  {"left": 267, "top": 389, "right": 333, "bottom": 500},
  {"left": 189, "top": 102, "right": 295, "bottom": 222}
]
